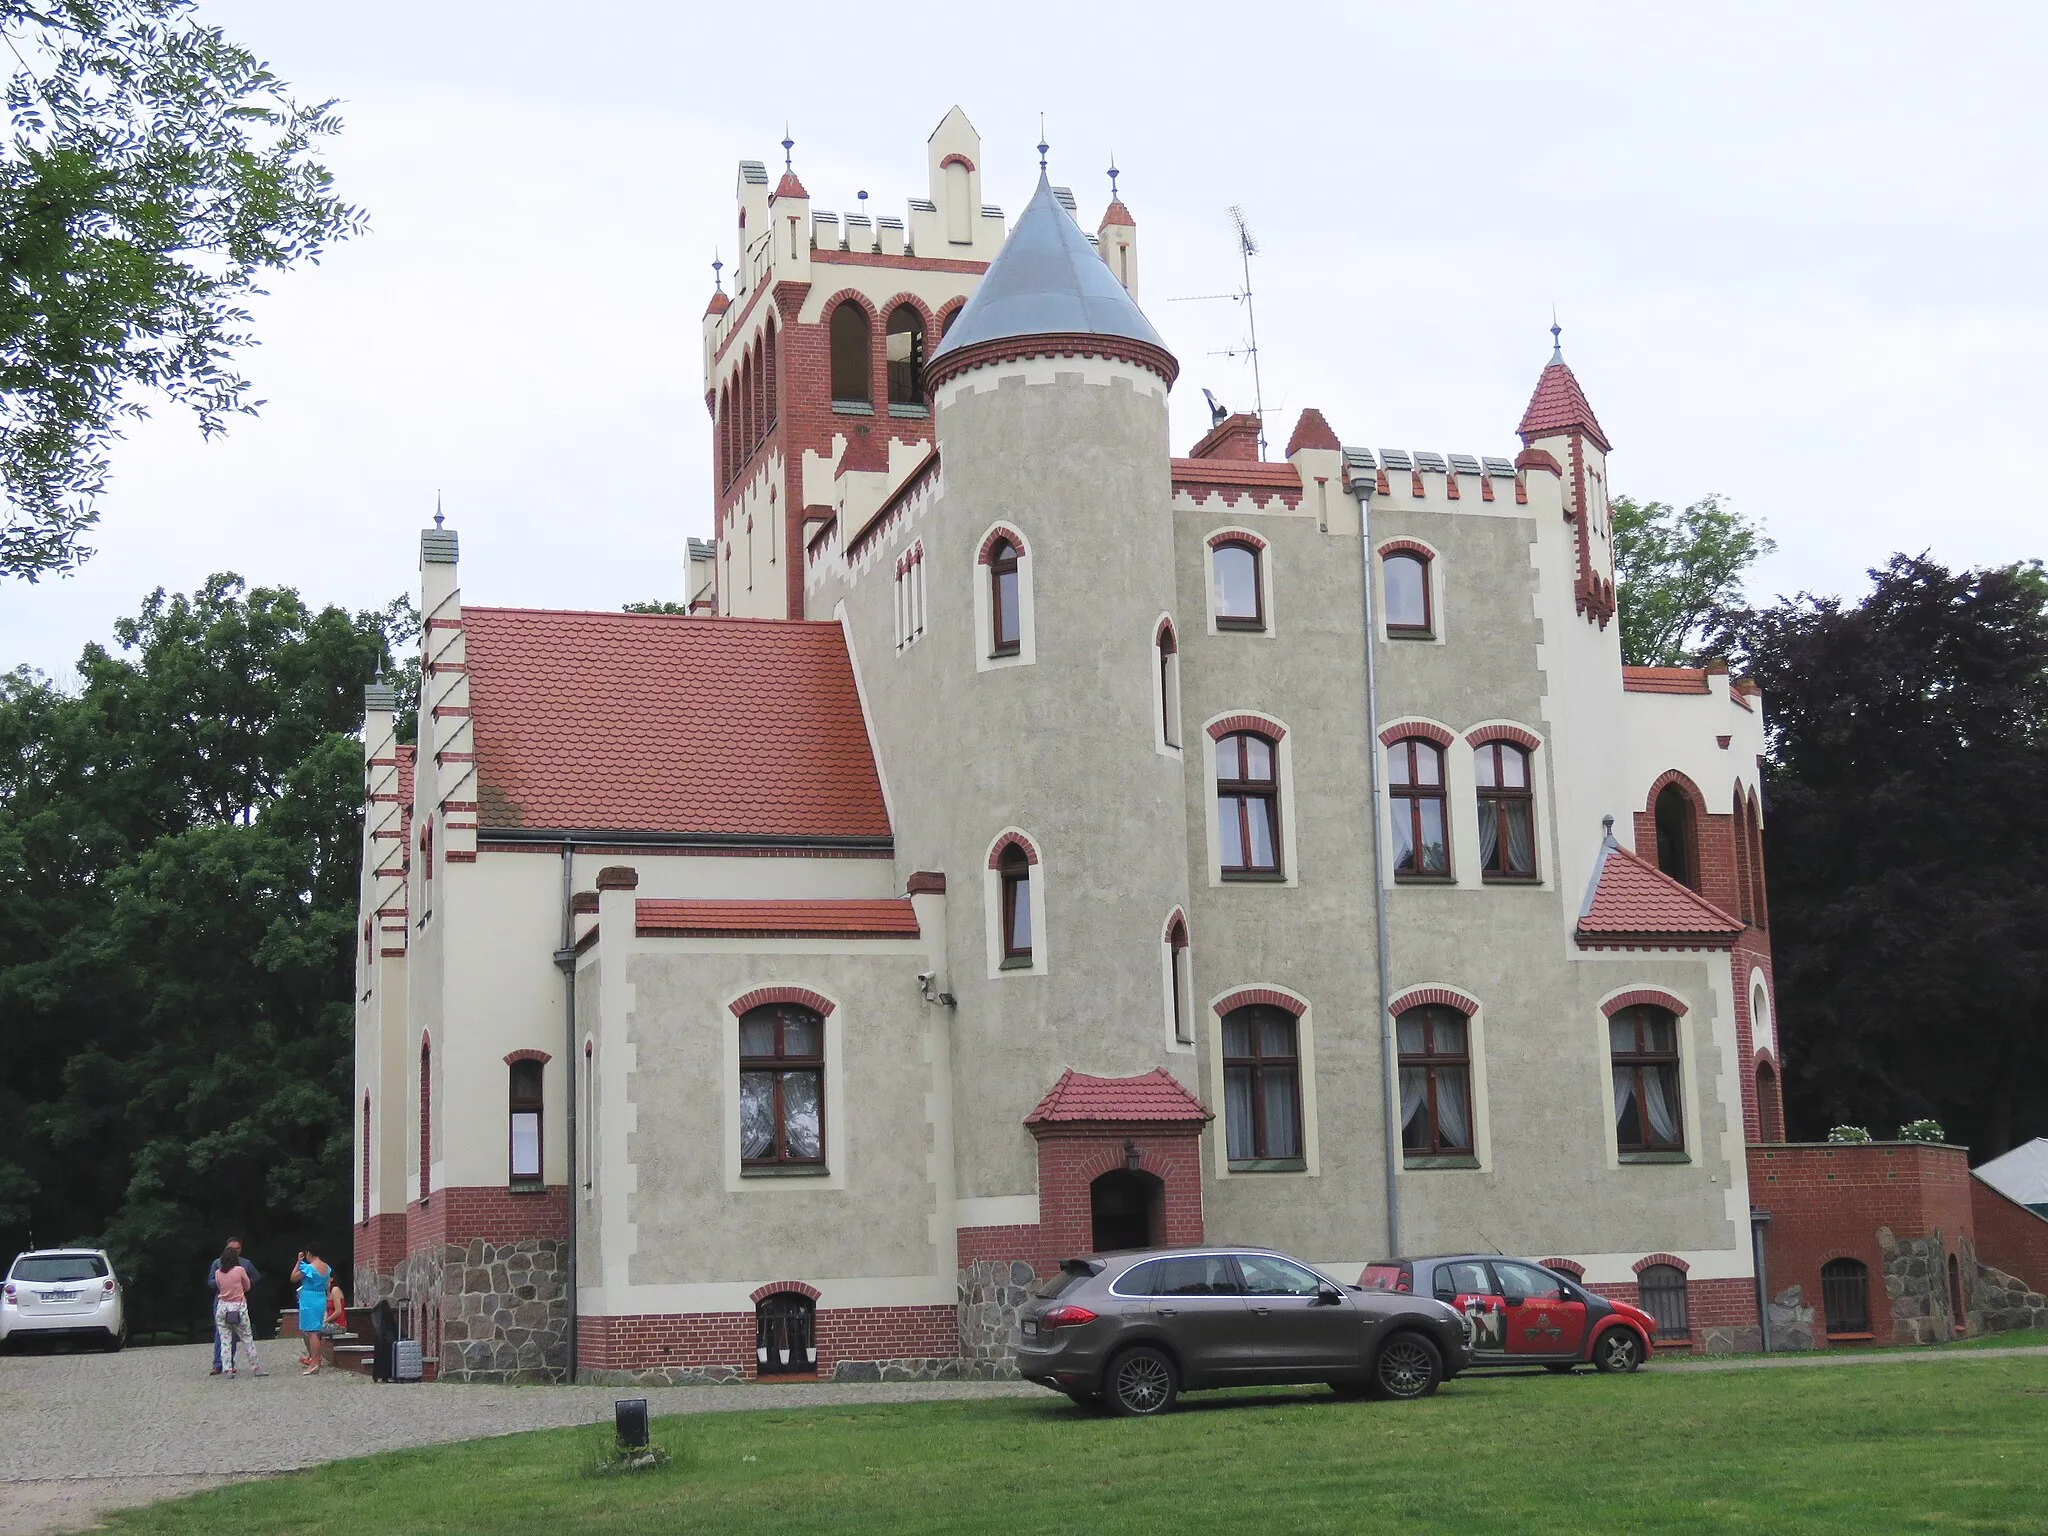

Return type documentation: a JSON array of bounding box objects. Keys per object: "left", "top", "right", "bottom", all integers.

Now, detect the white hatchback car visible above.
[{"left": 2, "top": 1249, "right": 126, "bottom": 1352}]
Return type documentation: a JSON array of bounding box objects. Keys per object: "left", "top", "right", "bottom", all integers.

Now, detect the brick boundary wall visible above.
[
  {"left": 577, "top": 1304, "right": 958, "bottom": 1384},
  {"left": 1585, "top": 1276, "right": 1758, "bottom": 1353},
  {"left": 1971, "top": 1176, "right": 2048, "bottom": 1295}
]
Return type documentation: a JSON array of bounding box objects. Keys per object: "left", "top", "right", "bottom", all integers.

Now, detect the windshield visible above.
[
  {"left": 1031, "top": 1261, "right": 1101, "bottom": 1300},
  {"left": 1359, "top": 1263, "right": 1409, "bottom": 1292},
  {"left": 13, "top": 1255, "right": 108, "bottom": 1282}
]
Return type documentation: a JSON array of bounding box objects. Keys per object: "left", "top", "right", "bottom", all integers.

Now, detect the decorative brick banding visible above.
[
  {"left": 1541, "top": 1257, "right": 1586, "bottom": 1278},
  {"left": 1380, "top": 720, "right": 1454, "bottom": 748},
  {"left": 502, "top": 1048, "right": 551, "bottom": 1065},
  {"left": 1206, "top": 714, "right": 1286, "bottom": 742},
  {"left": 1206, "top": 528, "right": 1268, "bottom": 551},
  {"left": 1388, "top": 985, "right": 1478, "bottom": 1016},
  {"left": 928, "top": 332, "right": 1179, "bottom": 392},
  {"left": 1466, "top": 723, "right": 1542, "bottom": 751},
  {"left": 976, "top": 524, "right": 1029, "bottom": 563},
  {"left": 1603, "top": 989, "right": 1690, "bottom": 1017},
  {"left": 1633, "top": 1253, "right": 1691, "bottom": 1274},
  {"left": 749, "top": 1280, "right": 821, "bottom": 1304},
  {"left": 1214, "top": 986, "right": 1305, "bottom": 1017},
  {"left": 728, "top": 986, "right": 836, "bottom": 1018},
  {"left": 986, "top": 831, "right": 1039, "bottom": 868},
  {"left": 1377, "top": 538, "right": 1436, "bottom": 559}
]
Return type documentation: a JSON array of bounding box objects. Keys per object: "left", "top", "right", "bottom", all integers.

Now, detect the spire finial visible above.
[
  {"left": 1107, "top": 155, "right": 1120, "bottom": 199},
  {"left": 1037, "top": 113, "right": 1049, "bottom": 172},
  {"left": 712, "top": 249, "right": 723, "bottom": 293},
  {"left": 433, "top": 489, "right": 444, "bottom": 530},
  {"left": 1550, "top": 306, "right": 1563, "bottom": 363},
  {"left": 781, "top": 124, "right": 794, "bottom": 173}
]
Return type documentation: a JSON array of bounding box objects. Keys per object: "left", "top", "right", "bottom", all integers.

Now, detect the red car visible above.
[{"left": 1360, "top": 1254, "right": 1655, "bottom": 1373}]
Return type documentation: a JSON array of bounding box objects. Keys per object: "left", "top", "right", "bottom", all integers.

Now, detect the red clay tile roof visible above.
[
  {"left": 1578, "top": 843, "right": 1743, "bottom": 948},
  {"left": 1517, "top": 358, "right": 1611, "bottom": 452},
  {"left": 462, "top": 609, "right": 891, "bottom": 841},
  {"left": 704, "top": 290, "right": 730, "bottom": 318},
  {"left": 1622, "top": 666, "right": 1711, "bottom": 695},
  {"left": 1099, "top": 198, "right": 1135, "bottom": 229},
  {"left": 773, "top": 171, "right": 809, "bottom": 200},
  {"left": 1285, "top": 408, "right": 1342, "bottom": 456},
  {"left": 1025, "top": 1068, "right": 1212, "bottom": 1125},
  {"left": 636, "top": 899, "right": 917, "bottom": 938}
]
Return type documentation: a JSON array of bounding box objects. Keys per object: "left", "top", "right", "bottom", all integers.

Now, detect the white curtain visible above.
[
  {"left": 1225, "top": 1068, "right": 1255, "bottom": 1161},
  {"left": 1643, "top": 1065, "right": 1681, "bottom": 1145},
  {"left": 1400, "top": 1067, "right": 1427, "bottom": 1149},
  {"left": 1505, "top": 801, "right": 1534, "bottom": 874},
  {"left": 1435, "top": 1069, "right": 1472, "bottom": 1150}
]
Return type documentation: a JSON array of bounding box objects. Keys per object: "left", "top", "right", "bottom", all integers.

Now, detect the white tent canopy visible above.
[{"left": 1976, "top": 1138, "right": 2048, "bottom": 1211}]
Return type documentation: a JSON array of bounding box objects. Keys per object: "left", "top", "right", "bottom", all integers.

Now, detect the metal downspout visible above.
[
  {"left": 1751, "top": 1208, "right": 1773, "bottom": 1352},
  {"left": 1346, "top": 452, "right": 1400, "bottom": 1258},
  {"left": 554, "top": 838, "right": 579, "bottom": 1383}
]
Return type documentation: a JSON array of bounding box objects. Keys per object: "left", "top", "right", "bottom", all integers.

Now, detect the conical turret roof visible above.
[
  {"left": 928, "top": 173, "right": 1175, "bottom": 386},
  {"left": 1517, "top": 352, "right": 1610, "bottom": 452}
]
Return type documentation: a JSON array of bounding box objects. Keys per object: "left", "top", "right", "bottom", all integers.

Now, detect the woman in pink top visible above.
[{"left": 212, "top": 1245, "right": 261, "bottom": 1375}]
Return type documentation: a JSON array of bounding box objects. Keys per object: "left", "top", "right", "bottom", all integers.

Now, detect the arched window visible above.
[
  {"left": 756, "top": 1292, "right": 816, "bottom": 1375},
  {"left": 1654, "top": 783, "right": 1698, "bottom": 890},
  {"left": 1388, "top": 737, "right": 1449, "bottom": 877},
  {"left": 508, "top": 1058, "right": 543, "bottom": 1185},
  {"left": 940, "top": 304, "right": 961, "bottom": 338},
  {"left": 1610, "top": 1005, "right": 1684, "bottom": 1154},
  {"left": 741, "top": 349, "right": 755, "bottom": 452},
  {"left": 718, "top": 382, "right": 733, "bottom": 488},
  {"left": 763, "top": 319, "right": 778, "bottom": 431},
  {"left": 1755, "top": 1058, "right": 1784, "bottom": 1142},
  {"left": 1748, "top": 789, "right": 1768, "bottom": 928},
  {"left": 988, "top": 537, "right": 1021, "bottom": 656},
  {"left": 1637, "top": 1264, "right": 1689, "bottom": 1339},
  {"left": 739, "top": 1004, "right": 825, "bottom": 1169},
  {"left": 583, "top": 1039, "right": 595, "bottom": 1191},
  {"left": 1821, "top": 1258, "right": 1871, "bottom": 1338},
  {"left": 886, "top": 304, "right": 925, "bottom": 404},
  {"left": 829, "top": 303, "right": 871, "bottom": 407},
  {"left": 1221, "top": 1005, "right": 1302, "bottom": 1166},
  {"left": 1216, "top": 731, "right": 1281, "bottom": 877},
  {"left": 361, "top": 1094, "right": 372, "bottom": 1225},
  {"left": 1476, "top": 742, "right": 1536, "bottom": 879},
  {"left": 418, "top": 1036, "right": 432, "bottom": 1205},
  {"left": 1156, "top": 622, "right": 1180, "bottom": 748},
  {"left": 1166, "top": 915, "right": 1190, "bottom": 1044},
  {"left": 998, "top": 843, "right": 1033, "bottom": 964},
  {"left": 1732, "top": 791, "right": 1755, "bottom": 924},
  {"left": 1384, "top": 550, "right": 1431, "bottom": 634},
  {"left": 1212, "top": 539, "right": 1264, "bottom": 630},
  {"left": 1398, "top": 1005, "right": 1473, "bottom": 1158}
]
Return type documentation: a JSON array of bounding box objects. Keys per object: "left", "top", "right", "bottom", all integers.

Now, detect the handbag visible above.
[{"left": 221, "top": 1304, "right": 244, "bottom": 1328}]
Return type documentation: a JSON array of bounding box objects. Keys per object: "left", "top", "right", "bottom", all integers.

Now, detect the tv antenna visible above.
[{"left": 1164, "top": 206, "right": 1269, "bottom": 458}]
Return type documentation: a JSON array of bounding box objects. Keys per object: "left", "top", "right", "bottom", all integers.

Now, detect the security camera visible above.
[{"left": 917, "top": 970, "right": 935, "bottom": 987}]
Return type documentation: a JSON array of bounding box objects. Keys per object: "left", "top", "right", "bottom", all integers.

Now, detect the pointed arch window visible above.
[
  {"left": 763, "top": 319, "right": 778, "bottom": 431},
  {"left": 741, "top": 349, "right": 756, "bottom": 451},
  {"left": 1388, "top": 737, "right": 1449, "bottom": 878},
  {"left": 988, "top": 537, "right": 1021, "bottom": 656},
  {"left": 1156, "top": 622, "right": 1180, "bottom": 748},
  {"left": 1747, "top": 789, "right": 1768, "bottom": 928},
  {"left": 1654, "top": 784, "right": 1698, "bottom": 891},
  {"left": 830, "top": 303, "right": 872, "bottom": 408},
  {"left": 886, "top": 304, "right": 925, "bottom": 405},
  {"left": 1166, "top": 915, "right": 1191, "bottom": 1043}
]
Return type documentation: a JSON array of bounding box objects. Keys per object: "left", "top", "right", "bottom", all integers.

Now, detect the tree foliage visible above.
[
  {"left": 1716, "top": 556, "right": 2048, "bottom": 1156},
  {"left": 1611, "top": 494, "right": 1775, "bottom": 667},
  {"left": 0, "top": 575, "right": 405, "bottom": 1334},
  {"left": 1, "top": 0, "right": 366, "bottom": 580}
]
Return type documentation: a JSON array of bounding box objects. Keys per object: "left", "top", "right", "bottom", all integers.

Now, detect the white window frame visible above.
[
  {"left": 973, "top": 523, "right": 1035, "bottom": 671},
  {"left": 1377, "top": 538, "right": 1446, "bottom": 646},
  {"left": 1594, "top": 988, "right": 1701, "bottom": 1170},
  {"left": 1388, "top": 989, "right": 1493, "bottom": 1176},
  {"left": 1152, "top": 615, "right": 1182, "bottom": 757},
  {"left": 1204, "top": 527, "right": 1276, "bottom": 639},
  {"left": 1161, "top": 908, "right": 1193, "bottom": 1051},
  {"left": 721, "top": 992, "right": 847, "bottom": 1193},
  {"left": 1206, "top": 987, "right": 1319, "bottom": 1178},
  {"left": 982, "top": 829, "right": 1049, "bottom": 978},
  {"left": 1202, "top": 712, "right": 1300, "bottom": 888},
  {"left": 894, "top": 541, "right": 927, "bottom": 652}
]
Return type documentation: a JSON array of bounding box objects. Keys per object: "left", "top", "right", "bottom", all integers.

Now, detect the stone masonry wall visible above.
[
  {"left": 435, "top": 1236, "right": 569, "bottom": 1383},
  {"left": 958, "top": 1259, "right": 1034, "bottom": 1374},
  {"left": 1974, "top": 1262, "right": 2048, "bottom": 1335}
]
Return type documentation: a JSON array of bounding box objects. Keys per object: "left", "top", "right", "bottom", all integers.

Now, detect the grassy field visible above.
[{"left": 98, "top": 1356, "right": 2048, "bottom": 1536}]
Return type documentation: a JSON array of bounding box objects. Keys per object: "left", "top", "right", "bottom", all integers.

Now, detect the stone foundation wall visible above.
[
  {"left": 435, "top": 1236, "right": 569, "bottom": 1383},
  {"left": 1975, "top": 1262, "right": 2048, "bottom": 1334},
  {"left": 959, "top": 1259, "right": 1034, "bottom": 1373},
  {"left": 1766, "top": 1285, "right": 1817, "bottom": 1350},
  {"left": 1879, "top": 1227, "right": 1977, "bottom": 1344}
]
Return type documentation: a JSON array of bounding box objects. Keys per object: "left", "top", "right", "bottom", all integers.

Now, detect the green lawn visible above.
[{"left": 100, "top": 1357, "right": 2048, "bottom": 1536}]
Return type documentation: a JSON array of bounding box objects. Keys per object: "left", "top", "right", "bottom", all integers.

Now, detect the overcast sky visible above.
[{"left": 5, "top": 0, "right": 2042, "bottom": 681}]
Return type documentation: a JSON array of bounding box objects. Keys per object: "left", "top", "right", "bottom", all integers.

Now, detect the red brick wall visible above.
[
  {"left": 354, "top": 1212, "right": 406, "bottom": 1276},
  {"left": 1972, "top": 1176, "right": 2048, "bottom": 1294},
  {"left": 1748, "top": 1142, "right": 1972, "bottom": 1342},
  {"left": 1586, "top": 1276, "right": 1755, "bottom": 1343},
  {"left": 578, "top": 1304, "right": 955, "bottom": 1376},
  {"left": 404, "top": 1184, "right": 567, "bottom": 1266}
]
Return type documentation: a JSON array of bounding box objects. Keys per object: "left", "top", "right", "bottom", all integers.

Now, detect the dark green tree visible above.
[
  {"left": 1717, "top": 556, "right": 2048, "bottom": 1156},
  {"left": 1, "top": 0, "right": 366, "bottom": 580},
  {"left": 1612, "top": 494, "right": 1775, "bottom": 667},
  {"left": 0, "top": 575, "right": 404, "bottom": 1334}
]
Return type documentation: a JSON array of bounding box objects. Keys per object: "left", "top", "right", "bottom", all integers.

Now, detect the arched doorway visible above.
[
  {"left": 1090, "top": 1168, "right": 1164, "bottom": 1253},
  {"left": 755, "top": 1292, "right": 816, "bottom": 1376}
]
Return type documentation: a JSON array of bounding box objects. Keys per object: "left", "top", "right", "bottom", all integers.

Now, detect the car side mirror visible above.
[{"left": 1315, "top": 1286, "right": 1343, "bottom": 1306}]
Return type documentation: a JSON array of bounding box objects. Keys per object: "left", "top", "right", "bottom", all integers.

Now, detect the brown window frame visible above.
[
  {"left": 989, "top": 538, "right": 1021, "bottom": 657},
  {"left": 1475, "top": 741, "right": 1538, "bottom": 881},
  {"left": 739, "top": 1005, "right": 827, "bottom": 1170},
  {"left": 1387, "top": 736, "right": 1451, "bottom": 879},
  {"left": 1221, "top": 1005, "right": 1303, "bottom": 1165},
  {"left": 1157, "top": 624, "right": 1179, "bottom": 748},
  {"left": 828, "top": 302, "right": 872, "bottom": 408},
  {"left": 508, "top": 1058, "right": 544, "bottom": 1187},
  {"left": 999, "top": 844, "right": 1033, "bottom": 964},
  {"left": 1212, "top": 540, "right": 1265, "bottom": 631},
  {"left": 885, "top": 304, "right": 925, "bottom": 405},
  {"left": 1383, "top": 550, "right": 1433, "bottom": 635},
  {"left": 1216, "top": 731, "right": 1282, "bottom": 879},
  {"left": 1654, "top": 783, "right": 1698, "bottom": 891},
  {"left": 1610, "top": 1005, "right": 1685, "bottom": 1154},
  {"left": 1397, "top": 1004, "right": 1474, "bottom": 1157},
  {"left": 1167, "top": 917, "right": 1190, "bottom": 1043}
]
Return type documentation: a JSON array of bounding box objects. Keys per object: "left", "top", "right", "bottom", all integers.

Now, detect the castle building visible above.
[{"left": 354, "top": 108, "right": 1798, "bottom": 1383}]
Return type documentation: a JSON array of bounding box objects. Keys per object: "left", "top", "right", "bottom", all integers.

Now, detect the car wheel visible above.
[
  {"left": 1327, "top": 1380, "right": 1370, "bottom": 1399},
  {"left": 1593, "top": 1328, "right": 1644, "bottom": 1373},
  {"left": 1104, "top": 1346, "right": 1179, "bottom": 1417},
  {"left": 1368, "top": 1332, "right": 1443, "bottom": 1401}
]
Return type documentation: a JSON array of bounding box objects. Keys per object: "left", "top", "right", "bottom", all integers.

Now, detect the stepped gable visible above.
[
  {"left": 1517, "top": 353, "right": 1611, "bottom": 452},
  {"left": 1025, "top": 1068, "right": 1212, "bottom": 1125},
  {"left": 1285, "top": 408, "right": 1342, "bottom": 456},
  {"left": 927, "top": 173, "right": 1176, "bottom": 387},
  {"left": 461, "top": 608, "right": 891, "bottom": 841},
  {"left": 1577, "top": 837, "right": 1744, "bottom": 949}
]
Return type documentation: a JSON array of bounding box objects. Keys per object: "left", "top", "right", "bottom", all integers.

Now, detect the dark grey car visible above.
[{"left": 1015, "top": 1247, "right": 1473, "bottom": 1416}]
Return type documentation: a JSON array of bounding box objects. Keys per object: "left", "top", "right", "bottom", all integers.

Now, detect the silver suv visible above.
[
  {"left": 1, "top": 1250, "right": 127, "bottom": 1352},
  {"left": 1015, "top": 1246, "right": 1472, "bottom": 1416}
]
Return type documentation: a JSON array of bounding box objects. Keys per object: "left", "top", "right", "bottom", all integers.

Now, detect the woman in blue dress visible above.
[{"left": 294, "top": 1251, "right": 330, "bottom": 1374}]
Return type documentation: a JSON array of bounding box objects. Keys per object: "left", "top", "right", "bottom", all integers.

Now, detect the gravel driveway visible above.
[{"left": 0, "top": 1342, "right": 1038, "bottom": 1535}]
